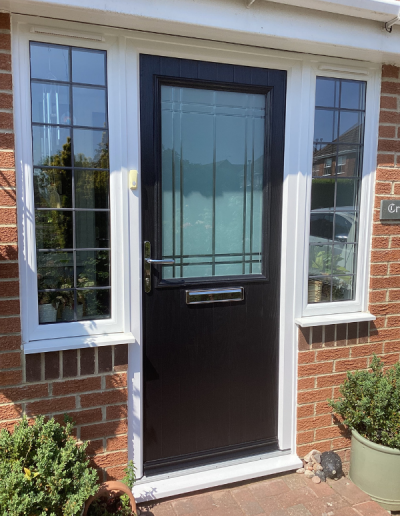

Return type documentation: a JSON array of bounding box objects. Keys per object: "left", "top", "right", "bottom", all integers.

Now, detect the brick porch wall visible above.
[
  {"left": 0, "top": 12, "right": 129, "bottom": 482},
  {"left": 296, "top": 63, "right": 400, "bottom": 469}
]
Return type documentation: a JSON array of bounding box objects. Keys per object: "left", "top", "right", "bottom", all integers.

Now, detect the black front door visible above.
[{"left": 140, "top": 55, "right": 286, "bottom": 475}]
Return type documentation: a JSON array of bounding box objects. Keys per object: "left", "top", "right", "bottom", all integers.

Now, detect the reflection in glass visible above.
[
  {"left": 38, "top": 290, "right": 74, "bottom": 324},
  {"left": 75, "top": 211, "right": 109, "bottom": 249},
  {"left": 334, "top": 212, "right": 357, "bottom": 243},
  {"left": 314, "top": 110, "right": 338, "bottom": 143},
  {"left": 75, "top": 170, "right": 109, "bottom": 208},
  {"left": 76, "top": 289, "right": 110, "bottom": 320},
  {"left": 161, "top": 85, "right": 265, "bottom": 279},
  {"left": 338, "top": 111, "right": 364, "bottom": 143},
  {"left": 37, "top": 251, "right": 74, "bottom": 290},
  {"left": 30, "top": 43, "right": 69, "bottom": 82},
  {"left": 34, "top": 168, "right": 72, "bottom": 208},
  {"left": 72, "top": 48, "right": 106, "bottom": 86},
  {"left": 333, "top": 244, "right": 355, "bottom": 275},
  {"left": 35, "top": 210, "right": 73, "bottom": 250},
  {"left": 310, "top": 213, "right": 334, "bottom": 243},
  {"left": 73, "top": 87, "right": 107, "bottom": 128},
  {"left": 74, "top": 129, "right": 109, "bottom": 168},
  {"left": 32, "top": 126, "right": 71, "bottom": 167},
  {"left": 31, "top": 82, "right": 70, "bottom": 125},
  {"left": 308, "top": 277, "right": 331, "bottom": 303},
  {"left": 309, "top": 244, "right": 332, "bottom": 276},
  {"left": 311, "top": 179, "right": 335, "bottom": 210},
  {"left": 341, "top": 81, "right": 366, "bottom": 110},
  {"left": 336, "top": 178, "right": 358, "bottom": 208},
  {"left": 315, "top": 78, "right": 339, "bottom": 109},
  {"left": 76, "top": 250, "right": 110, "bottom": 287}
]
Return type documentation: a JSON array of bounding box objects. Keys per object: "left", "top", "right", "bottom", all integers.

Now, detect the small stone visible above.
[
  {"left": 304, "top": 449, "right": 320, "bottom": 463},
  {"left": 313, "top": 463, "right": 323, "bottom": 471},
  {"left": 304, "top": 470, "right": 315, "bottom": 479},
  {"left": 312, "top": 453, "right": 321, "bottom": 464},
  {"left": 312, "top": 476, "right": 321, "bottom": 484},
  {"left": 315, "top": 470, "right": 326, "bottom": 482},
  {"left": 307, "top": 465, "right": 314, "bottom": 471},
  {"left": 296, "top": 468, "right": 305, "bottom": 474}
]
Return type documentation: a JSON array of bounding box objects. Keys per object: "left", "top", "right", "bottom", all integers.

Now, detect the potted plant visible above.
[
  {"left": 329, "top": 356, "right": 400, "bottom": 511},
  {"left": 0, "top": 415, "right": 98, "bottom": 515},
  {"left": 83, "top": 461, "right": 137, "bottom": 516}
]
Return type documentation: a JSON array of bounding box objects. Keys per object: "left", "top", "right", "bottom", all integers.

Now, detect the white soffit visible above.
[
  {"left": 259, "top": 0, "right": 400, "bottom": 23},
  {"left": 5, "top": 0, "right": 400, "bottom": 64}
]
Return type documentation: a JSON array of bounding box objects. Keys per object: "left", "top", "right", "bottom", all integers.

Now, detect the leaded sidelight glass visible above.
[
  {"left": 308, "top": 77, "right": 366, "bottom": 304},
  {"left": 161, "top": 85, "right": 265, "bottom": 279},
  {"left": 30, "top": 42, "right": 111, "bottom": 324}
]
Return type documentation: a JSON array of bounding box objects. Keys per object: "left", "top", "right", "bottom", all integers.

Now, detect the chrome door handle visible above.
[{"left": 145, "top": 258, "right": 175, "bottom": 264}]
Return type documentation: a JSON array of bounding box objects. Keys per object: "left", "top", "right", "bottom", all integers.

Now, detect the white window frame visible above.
[
  {"left": 297, "top": 64, "right": 380, "bottom": 324},
  {"left": 13, "top": 24, "right": 134, "bottom": 353}
]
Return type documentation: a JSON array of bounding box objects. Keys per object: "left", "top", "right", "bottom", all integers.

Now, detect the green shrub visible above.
[
  {"left": 0, "top": 415, "right": 98, "bottom": 516},
  {"left": 329, "top": 355, "right": 400, "bottom": 450}
]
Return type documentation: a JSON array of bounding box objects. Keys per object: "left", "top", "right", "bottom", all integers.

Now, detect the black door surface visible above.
[{"left": 140, "top": 55, "right": 286, "bottom": 475}]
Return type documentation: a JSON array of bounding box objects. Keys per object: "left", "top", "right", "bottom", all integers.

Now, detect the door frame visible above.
[{"left": 12, "top": 14, "right": 381, "bottom": 501}]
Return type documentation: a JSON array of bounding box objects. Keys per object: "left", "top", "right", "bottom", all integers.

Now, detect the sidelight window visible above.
[
  {"left": 30, "top": 42, "right": 111, "bottom": 324},
  {"left": 308, "top": 77, "right": 366, "bottom": 304}
]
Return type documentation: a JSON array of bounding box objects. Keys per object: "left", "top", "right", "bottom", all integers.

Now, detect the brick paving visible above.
[{"left": 138, "top": 472, "right": 391, "bottom": 516}]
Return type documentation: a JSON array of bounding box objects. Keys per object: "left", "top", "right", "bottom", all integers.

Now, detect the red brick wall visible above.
[
  {"left": 296, "top": 63, "right": 400, "bottom": 469},
  {"left": 0, "top": 12, "right": 129, "bottom": 482}
]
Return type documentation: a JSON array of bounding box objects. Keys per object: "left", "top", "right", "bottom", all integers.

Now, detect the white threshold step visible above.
[{"left": 133, "top": 452, "right": 302, "bottom": 502}]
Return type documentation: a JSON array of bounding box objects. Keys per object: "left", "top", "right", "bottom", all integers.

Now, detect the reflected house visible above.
[{"left": 312, "top": 123, "right": 363, "bottom": 178}]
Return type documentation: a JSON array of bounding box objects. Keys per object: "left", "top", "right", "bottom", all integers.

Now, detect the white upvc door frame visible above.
[{"left": 12, "top": 14, "right": 381, "bottom": 501}]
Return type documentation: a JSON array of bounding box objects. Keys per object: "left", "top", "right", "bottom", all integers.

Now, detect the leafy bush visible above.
[
  {"left": 87, "top": 461, "right": 136, "bottom": 516},
  {"left": 0, "top": 415, "right": 98, "bottom": 516},
  {"left": 329, "top": 355, "right": 400, "bottom": 450}
]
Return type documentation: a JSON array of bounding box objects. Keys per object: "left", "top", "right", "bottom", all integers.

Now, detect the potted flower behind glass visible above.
[{"left": 329, "top": 356, "right": 400, "bottom": 511}]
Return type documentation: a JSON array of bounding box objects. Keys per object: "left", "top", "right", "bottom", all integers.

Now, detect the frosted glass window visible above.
[{"left": 161, "top": 85, "right": 266, "bottom": 279}]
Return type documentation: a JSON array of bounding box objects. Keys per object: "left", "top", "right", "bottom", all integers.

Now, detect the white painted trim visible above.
[
  {"left": 12, "top": 20, "right": 132, "bottom": 351},
  {"left": 295, "top": 312, "right": 376, "bottom": 328},
  {"left": 133, "top": 453, "right": 302, "bottom": 502},
  {"left": 23, "top": 332, "right": 136, "bottom": 354},
  {"left": 30, "top": 25, "right": 105, "bottom": 41}
]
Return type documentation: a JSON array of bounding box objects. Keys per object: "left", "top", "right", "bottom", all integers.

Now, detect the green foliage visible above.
[
  {"left": 87, "top": 461, "right": 136, "bottom": 516},
  {"left": 329, "top": 355, "right": 400, "bottom": 450},
  {"left": 0, "top": 416, "right": 98, "bottom": 516}
]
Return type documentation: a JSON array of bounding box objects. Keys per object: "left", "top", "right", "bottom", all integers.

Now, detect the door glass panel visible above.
[{"left": 161, "top": 85, "right": 266, "bottom": 279}]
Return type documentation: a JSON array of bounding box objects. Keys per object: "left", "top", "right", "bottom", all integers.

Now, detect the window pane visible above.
[
  {"left": 76, "top": 250, "right": 110, "bottom": 287},
  {"left": 31, "top": 43, "right": 69, "bottom": 82},
  {"left": 34, "top": 168, "right": 72, "bottom": 208},
  {"left": 332, "top": 275, "right": 354, "bottom": 301},
  {"left": 76, "top": 289, "right": 111, "bottom": 320},
  {"left": 32, "top": 126, "right": 71, "bottom": 167},
  {"left": 72, "top": 86, "right": 107, "bottom": 128},
  {"left": 308, "top": 77, "right": 365, "bottom": 304},
  {"left": 38, "top": 290, "right": 73, "bottom": 324},
  {"left": 74, "top": 129, "right": 109, "bottom": 168},
  {"left": 31, "top": 82, "right": 70, "bottom": 125},
  {"left": 37, "top": 251, "right": 74, "bottom": 290},
  {"left": 75, "top": 211, "right": 110, "bottom": 249},
  {"left": 309, "top": 244, "right": 332, "bottom": 276},
  {"left": 72, "top": 49, "right": 106, "bottom": 86},
  {"left": 35, "top": 210, "right": 73, "bottom": 249},
  {"left": 308, "top": 277, "right": 331, "bottom": 303},
  {"left": 311, "top": 179, "right": 335, "bottom": 210},
  {"left": 75, "top": 170, "right": 109, "bottom": 208},
  {"left": 341, "top": 81, "right": 366, "bottom": 110}
]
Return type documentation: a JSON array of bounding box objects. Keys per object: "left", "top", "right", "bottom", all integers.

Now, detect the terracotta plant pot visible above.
[{"left": 83, "top": 480, "right": 137, "bottom": 516}]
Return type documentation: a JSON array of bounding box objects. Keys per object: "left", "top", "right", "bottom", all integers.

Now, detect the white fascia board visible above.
[
  {"left": 262, "top": 0, "right": 400, "bottom": 23},
  {"left": 6, "top": 0, "right": 400, "bottom": 64}
]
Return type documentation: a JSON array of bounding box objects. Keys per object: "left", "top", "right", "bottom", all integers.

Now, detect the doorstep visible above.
[
  {"left": 138, "top": 471, "right": 392, "bottom": 515},
  {"left": 133, "top": 452, "right": 302, "bottom": 503}
]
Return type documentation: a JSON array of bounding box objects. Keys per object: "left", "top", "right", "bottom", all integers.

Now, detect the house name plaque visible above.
[{"left": 380, "top": 200, "right": 400, "bottom": 222}]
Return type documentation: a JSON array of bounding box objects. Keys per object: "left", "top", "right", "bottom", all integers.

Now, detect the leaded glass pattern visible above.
[
  {"left": 308, "top": 77, "right": 366, "bottom": 303},
  {"left": 30, "top": 42, "right": 111, "bottom": 323},
  {"left": 161, "top": 85, "right": 266, "bottom": 279}
]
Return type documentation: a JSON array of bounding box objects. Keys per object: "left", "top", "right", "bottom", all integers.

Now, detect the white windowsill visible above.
[
  {"left": 23, "top": 332, "right": 136, "bottom": 354},
  {"left": 295, "top": 312, "right": 376, "bottom": 328},
  {"left": 133, "top": 452, "right": 302, "bottom": 502}
]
